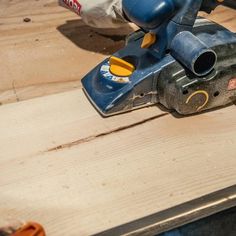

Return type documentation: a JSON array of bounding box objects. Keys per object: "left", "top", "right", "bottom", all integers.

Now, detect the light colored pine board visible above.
[
  {"left": 1, "top": 2, "right": 236, "bottom": 234},
  {"left": 0, "top": 89, "right": 167, "bottom": 161},
  {"left": 0, "top": 89, "right": 235, "bottom": 235},
  {"left": 0, "top": 80, "right": 82, "bottom": 104},
  {"left": 199, "top": 5, "right": 236, "bottom": 30},
  {"left": 0, "top": 1, "right": 235, "bottom": 105}
]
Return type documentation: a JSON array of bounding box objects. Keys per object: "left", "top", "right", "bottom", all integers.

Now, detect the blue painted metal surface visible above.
[
  {"left": 122, "top": 0, "right": 220, "bottom": 57},
  {"left": 170, "top": 31, "right": 217, "bottom": 76},
  {"left": 81, "top": 0, "right": 236, "bottom": 116}
]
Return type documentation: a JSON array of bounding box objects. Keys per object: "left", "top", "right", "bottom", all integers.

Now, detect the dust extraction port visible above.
[
  {"left": 171, "top": 31, "right": 217, "bottom": 76},
  {"left": 193, "top": 51, "right": 217, "bottom": 76}
]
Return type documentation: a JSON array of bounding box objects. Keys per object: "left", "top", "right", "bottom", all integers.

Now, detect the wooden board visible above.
[
  {"left": 0, "top": 1, "right": 235, "bottom": 104},
  {"left": 0, "top": 89, "right": 235, "bottom": 235},
  {"left": 0, "top": 0, "right": 134, "bottom": 104},
  {"left": 1, "top": 1, "right": 236, "bottom": 235}
]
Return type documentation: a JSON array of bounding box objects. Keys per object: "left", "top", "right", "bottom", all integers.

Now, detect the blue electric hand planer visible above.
[{"left": 82, "top": 0, "right": 236, "bottom": 116}]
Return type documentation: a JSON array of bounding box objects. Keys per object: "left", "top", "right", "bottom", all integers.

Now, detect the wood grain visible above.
[
  {"left": 0, "top": 89, "right": 235, "bottom": 235},
  {"left": 0, "top": 0, "right": 133, "bottom": 104},
  {"left": 0, "top": 2, "right": 236, "bottom": 235}
]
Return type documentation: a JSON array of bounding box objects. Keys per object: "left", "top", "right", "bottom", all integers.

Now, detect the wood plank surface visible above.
[
  {"left": 0, "top": 89, "right": 235, "bottom": 235},
  {"left": 1, "top": 1, "right": 236, "bottom": 235},
  {"left": 0, "top": 0, "right": 133, "bottom": 104},
  {"left": 0, "top": 1, "right": 235, "bottom": 104}
]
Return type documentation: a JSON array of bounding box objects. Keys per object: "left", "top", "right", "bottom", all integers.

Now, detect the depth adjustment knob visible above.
[{"left": 109, "top": 56, "right": 135, "bottom": 77}]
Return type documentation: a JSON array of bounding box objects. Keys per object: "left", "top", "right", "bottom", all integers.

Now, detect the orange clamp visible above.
[{"left": 12, "top": 222, "right": 46, "bottom": 236}]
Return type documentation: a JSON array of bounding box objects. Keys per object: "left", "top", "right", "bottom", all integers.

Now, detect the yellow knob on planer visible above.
[{"left": 109, "top": 56, "right": 135, "bottom": 77}]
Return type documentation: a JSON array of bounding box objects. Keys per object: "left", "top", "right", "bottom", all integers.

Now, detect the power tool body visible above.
[{"left": 82, "top": 0, "right": 236, "bottom": 116}]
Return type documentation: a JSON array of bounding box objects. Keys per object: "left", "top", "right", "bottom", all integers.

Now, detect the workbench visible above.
[{"left": 0, "top": 1, "right": 235, "bottom": 235}]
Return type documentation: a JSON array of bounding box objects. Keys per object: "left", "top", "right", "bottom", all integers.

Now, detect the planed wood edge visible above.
[
  {"left": 0, "top": 80, "right": 81, "bottom": 105},
  {"left": 96, "top": 185, "right": 236, "bottom": 236}
]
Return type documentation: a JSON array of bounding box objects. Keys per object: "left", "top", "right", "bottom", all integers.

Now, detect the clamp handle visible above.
[{"left": 12, "top": 222, "right": 46, "bottom": 236}]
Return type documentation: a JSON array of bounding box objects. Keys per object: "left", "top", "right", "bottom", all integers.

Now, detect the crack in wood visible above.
[{"left": 47, "top": 113, "right": 169, "bottom": 152}]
